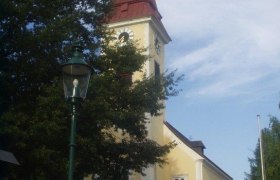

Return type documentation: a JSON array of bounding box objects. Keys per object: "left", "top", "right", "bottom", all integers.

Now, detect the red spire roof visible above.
[{"left": 109, "top": 0, "right": 162, "bottom": 23}]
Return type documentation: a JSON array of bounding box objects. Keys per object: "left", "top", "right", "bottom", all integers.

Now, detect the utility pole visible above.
[{"left": 257, "top": 115, "right": 266, "bottom": 180}]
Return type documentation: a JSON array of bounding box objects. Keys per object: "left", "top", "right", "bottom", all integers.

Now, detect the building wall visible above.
[
  {"left": 109, "top": 17, "right": 166, "bottom": 145},
  {"left": 109, "top": 19, "right": 166, "bottom": 180},
  {"left": 163, "top": 125, "right": 202, "bottom": 180},
  {"left": 202, "top": 163, "right": 228, "bottom": 180},
  {"left": 109, "top": 18, "right": 165, "bottom": 81}
]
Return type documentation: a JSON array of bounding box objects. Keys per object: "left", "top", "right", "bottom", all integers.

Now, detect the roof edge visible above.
[{"left": 164, "top": 121, "right": 233, "bottom": 180}]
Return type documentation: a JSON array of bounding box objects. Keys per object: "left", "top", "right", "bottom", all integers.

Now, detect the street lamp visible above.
[{"left": 61, "top": 45, "right": 93, "bottom": 180}]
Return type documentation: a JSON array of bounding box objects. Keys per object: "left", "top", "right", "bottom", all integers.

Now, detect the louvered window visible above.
[{"left": 154, "top": 60, "right": 160, "bottom": 78}]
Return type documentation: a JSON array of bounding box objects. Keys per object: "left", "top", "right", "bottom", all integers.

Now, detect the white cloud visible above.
[{"left": 157, "top": 0, "right": 280, "bottom": 99}]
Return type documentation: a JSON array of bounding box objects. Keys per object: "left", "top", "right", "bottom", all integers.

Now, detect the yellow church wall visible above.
[
  {"left": 164, "top": 142, "right": 197, "bottom": 180},
  {"left": 146, "top": 22, "right": 166, "bottom": 146},
  {"left": 137, "top": 18, "right": 167, "bottom": 173},
  {"left": 150, "top": 115, "right": 164, "bottom": 143},
  {"left": 146, "top": 22, "right": 165, "bottom": 82},
  {"left": 110, "top": 20, "right": 166, "bottom": 146},
  {"left": 110, "top": 19, "right": 166, "bottom": 83},
  {"left": 113, "top": 22, "right": 148, "bottom": 46},
  {"left": 110, "top": 20, "right": 150, "bottom": 82},
  {"left": 162, "top": 125, "right": 203, "bottom": 180},
  {"left": 202, "top": 163, "right": 227, "bottom": 180},
  {"left": 147, "top": 22, "right": 168, "bottom": 148},
  {"left": 109, "top": 20, "right": 167, "bottom": 180}
]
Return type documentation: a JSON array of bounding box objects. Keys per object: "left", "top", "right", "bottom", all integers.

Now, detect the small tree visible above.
[{"left": 246, "top": 116, "right": 280, "bottom": 180}]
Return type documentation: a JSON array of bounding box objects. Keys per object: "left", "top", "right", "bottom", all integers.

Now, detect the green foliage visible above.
[
  {"left": 0, "top": 0, "right": 182, "bottom": 179},
  {"left": 1, "top": 0, "right": 111, "bottom": 178},
  {"left": 246, "top": 116, "right": 280, "bottom": 180},
  {"left": 77, "top": 42, "right": 180, "bottom": 178}
]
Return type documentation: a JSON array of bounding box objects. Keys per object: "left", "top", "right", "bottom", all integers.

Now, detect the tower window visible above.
[
  {"left": 154, "top": 60, "right": 160, "bottom": 87},
  {"left": 154, "top": 60, "right": 160, "bottom": 78}
]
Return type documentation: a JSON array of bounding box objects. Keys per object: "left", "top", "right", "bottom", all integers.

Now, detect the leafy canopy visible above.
[{"left": 0, "top": 0, "right": 182, "bottom": 179}]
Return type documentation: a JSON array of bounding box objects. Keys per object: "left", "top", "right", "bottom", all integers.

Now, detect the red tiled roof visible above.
[{"left": 109, "top": 0, "right": 162, "bottom": 23}]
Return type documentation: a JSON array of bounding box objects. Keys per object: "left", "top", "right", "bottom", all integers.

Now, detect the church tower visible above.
[
  {"left": 108, "top": 0, "right": 171, "bottom": 141},
  {"left": 108, "top": 0, "right": 171, "bottom": 179}
]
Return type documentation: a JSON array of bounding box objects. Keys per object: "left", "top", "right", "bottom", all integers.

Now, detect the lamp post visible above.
[{"left": 61, "top": 45, "right": 93, "bottom": 180}]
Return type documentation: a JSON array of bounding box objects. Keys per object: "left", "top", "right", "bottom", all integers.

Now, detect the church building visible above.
[{"left": 107, "top": 0, "right": 233, "bottom": 179}]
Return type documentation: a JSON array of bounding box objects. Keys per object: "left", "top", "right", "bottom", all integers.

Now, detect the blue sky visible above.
[{"left": 157, "top": 0, "right": 280, "bottom": 179}]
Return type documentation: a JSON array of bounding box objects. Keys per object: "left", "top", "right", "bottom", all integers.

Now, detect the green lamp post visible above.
[{"left": 61, "top": 45, "right": 93, "bottom": 180}]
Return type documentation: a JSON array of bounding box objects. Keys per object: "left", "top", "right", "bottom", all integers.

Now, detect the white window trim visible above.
[{"left": 172, "top": 175, "right": 188, "bottom": 180}]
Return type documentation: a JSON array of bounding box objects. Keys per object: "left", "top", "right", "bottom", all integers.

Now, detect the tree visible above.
[
  {"left": 0, "top": 0, "right": 182, "bottom": 179},
  {"left": 246, "top": 116, "right": 280, "bottom": 180}
]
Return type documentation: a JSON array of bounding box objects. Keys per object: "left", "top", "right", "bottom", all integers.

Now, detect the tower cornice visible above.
[
  {"left": 109, "top": 0, "right": 161, "bottom": 23},
  {"left": 108, "top": 0, "right": 171, "bottom": 43}
]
